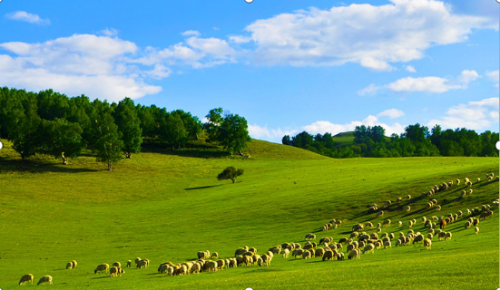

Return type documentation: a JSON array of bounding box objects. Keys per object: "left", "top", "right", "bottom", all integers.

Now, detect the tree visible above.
[
  {"left": 114, "top": 98, "right": 142, "bottom": 158},
  {"left": 282, "top": 135, "right": 292, "bottom": 145},
  {"left": 91, "top": 102, "right": 124, "bottom": 171},
  {"left": 160, "top": 113, "right": 188, "bottom": 149},
  {"left": 40, "top": 118, "right": 86, "bottom": 165},
  {"left": 217, "top": 166, "right": 244, "bottom": 183},
  {"left": 203, "top": 107, "right": 224, "bottom": 143},
  {"left": 9, "top": 92, "right": 41, "bottom": 160},
  {"left": 217, "top": 114, "right": 251, "bottom": 154}
]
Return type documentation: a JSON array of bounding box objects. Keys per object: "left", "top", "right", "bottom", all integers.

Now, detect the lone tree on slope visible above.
[{"left": 217, "top": 167, "right": 244, "bottom": 183}]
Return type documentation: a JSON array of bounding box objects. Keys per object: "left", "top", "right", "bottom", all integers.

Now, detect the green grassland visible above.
[
  {"left": 0, "top": 139, "right": 498, "bottom": 289},
  {"left": 332, "top": 131, "right": 355, "bottom": 147}
]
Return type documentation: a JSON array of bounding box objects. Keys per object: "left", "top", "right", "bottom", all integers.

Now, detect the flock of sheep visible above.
[{"left": 17, "top": 173, "right": 498, "bottom": 286}]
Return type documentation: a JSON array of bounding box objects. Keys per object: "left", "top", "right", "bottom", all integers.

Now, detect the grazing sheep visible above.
[
  {"left": 466, "top": 181, "right": 473, "bottom": 187},
  {"left": 480, "top": 210, "right": 494, "bottom": 220},
  {"left": 456, "top": 179, "right": 460, "bottom": 185},
  {"left": 94, "top": 263, "right": 110, "bottom": 274},
  {"left": 405, "top": 206, "right": 411, "bottom": 212},
  {"left": 445, "top": 232, "right": 452, "bottom": 240},
  {"left": 408, "top": 220, "right": 414, "bottom": 228},
  {"left": 66, "top": 262, "right": 73, "bottom": 269},
  {"left": 19, "top": 274, "right": 34, "bottom": 286},
  {"left": 126, "top": 260, "right": 132, "bottom": 267},
  {"left": 137, "top": 260, "right": 148, "bottom": 269},
  {"left": 282, "top": 248, "right": 290, "bottom": 258},
  {"left": 337, "top": 252, "right": 345, "bottom": 261},
  {"left": 352, "top": 224, "right": 364, "bottom": 232},
  {"left": 192, "top": 263, "right": 202, "bottom": 273},
  {"left": 110, "top": 266, "right": 124, "bottom": 277},
  {"left": 210, "top": 252, "right": 219, "bottom": 259},
  {"left": 112, "top": 262, "right": 121, "bottom": 268},
  {"left": 365, "top": 222, "right": 374, "bottom": 228},
  {"left": 205, "top": 261, "right": 218, "bottom": 272},
  {"left": 305, "top": 233, "right": 316, "bottom": 240},
  {"left": 302, "top": 251, "right": 312, "bottom": 259},
  {"left": 134, "top": 257, "right": 141, "bottom": 266},
  {"left": 473, "top": 218, "right": 480, "bottom": 226},
  {"left": 398, "top": 221, "right": 403, "bottom": 227},
  {"left": 376, "top": 211, "right": 384, "bottom": 217},
  {"left": 348, "top": 249, "right": 360, "bottom": 260},
  {"left": 407, "top": 195, "right": 411, "bottom": 200},
  {"left": 216, "top": 259, "right": 225, "bottom": 270},
  {"left": 158, "top": 263, "right": 169, "bottom": 274},
  {"left": 362, "top": 244, "right": 375, "bottom": 254},
  {"left": 315, "top": 248, "right": 325, "bottom": 258},
  {"left": 235, "top": 246, "right": 249, "bottom": 257},
  {"left": 412, "top": 235, "right": 424, "bottom": 244},
  {"left": 397, "top": 197, "right": 402, "bottom": 202},
  {"left": 427, "top": 233, "right": 434, "bottom": 240},
  {"left": 477, "top": 177, "right": 480, "bottom": 183},
  {"left": 37, "top": 275, "right": 52, "bottom": 285},
  {"left": 322, "top": 250, "right": 335, "bottom": 261},
  {"left": 383, "top": 219, "right": 391, "bottom": 227},
  {"left": 292, "top": 249, "right": 304, "bottom": 259},
  {"left": 423, "top": 238, "right": 432, "bottom": 249},
  {"left": 439, "top": 219, "right": 447, "bottom": 230},
  {"left": 475, "top": 227, "right": 479, "bottom": 234},
  {"left": 465, "top": 221, "right": 471, "bottom": 229},
  {"left": 383, "top": 241, "right": 391, "bottom": 249}
]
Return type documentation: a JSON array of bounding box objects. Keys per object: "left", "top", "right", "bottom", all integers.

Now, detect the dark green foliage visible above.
[
  {"left": 91, "top": 109, "right": 124, "bottom": 171},
  {"left": 114, "top": 98, "right": 142, "bottom": 158},
  {"left": 285, "top": 123, "right": 498, "bottom": 158},
  {"left": 40, "top": 118, "right": 86, "bottom": 164},
  {"left": 217, "top": 166, "right": 244, "bottom": 183},
  {"left": 160, "top": 113, "right": 188, "bottom": 149},
  {"left": 9, "top": 93, "right": 42, "bottom": 160},
  {"left": 203, "top": 108, "right": 251, "bottom": 154}
]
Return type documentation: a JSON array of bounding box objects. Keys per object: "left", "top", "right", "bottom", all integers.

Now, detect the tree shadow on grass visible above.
[
  {"left": 0, "top": 158, "right": 98, "bottom": 174},
  {"left": 185, "top": 184, "right": 223, "bottom": 191},
  {"left": 141, "top": 143, "right": 231, "bottom": 159}
]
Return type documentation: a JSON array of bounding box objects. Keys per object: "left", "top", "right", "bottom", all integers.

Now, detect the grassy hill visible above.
[
  {"left": 0, "top": 139, "right": 498, "bottom": 289},
  {"left": 332, "top": 131, "right": 355, "bottom": 147}
]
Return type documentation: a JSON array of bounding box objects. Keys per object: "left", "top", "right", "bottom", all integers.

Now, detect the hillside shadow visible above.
[
  {"left": 141, "top": 143, "right": 231, "bottom": 159},
  {"left": 185, "top": 184, "right": 223, "bottom": 191},
  {"left": 0, "top": 159, "right": 98, "bottom": 174}
]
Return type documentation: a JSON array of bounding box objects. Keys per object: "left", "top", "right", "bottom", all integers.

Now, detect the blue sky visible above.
[{"left": 1, "top": 0, "right": 498, "bottom": 142}]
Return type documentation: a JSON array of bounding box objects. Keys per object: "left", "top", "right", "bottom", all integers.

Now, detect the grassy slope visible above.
[{"left": 0, "top": 139, "right": 498, "bottom": 289}]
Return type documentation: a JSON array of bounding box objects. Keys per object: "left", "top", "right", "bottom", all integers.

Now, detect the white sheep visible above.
[
  {"left": 362, "top": 244, "right": 375, "bottom": 254},
  {"left": 126, "top": 260, "right": 132, "bottom": 267},
  {"left": 282, "top": 248, "right": 290, "bottom": 258},
  {"left": 94, "top": 263, "right": 110, "bottom": 274},
  {"left": 405, "top": 206, "right": 411, "bottom": 212},
  {"left": 398, "top": 221, "right": 403, "bottom": 227},
  {"left": 19, "top": 274, "right": 34, "bottom": 285},
  {"left": 423, "top": 238, "right": 432, "bottom": 249},
  {"left": 475, "top": 227, "right": 479, "bottom": 234},
  {"left": 110, "top": 266, "right": 124, "bottom": 277},
  {"left": 37, "top": 275, "right": 53, "bottom": 285}
]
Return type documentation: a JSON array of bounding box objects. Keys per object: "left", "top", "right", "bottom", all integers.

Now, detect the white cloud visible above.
[
  {"left": 358, "top": 84, "right": 381, "bottom": 96},
  {"left": 5, "top": 11, "right": 50, "bottom": 25},
  {"left": 229, "top": 36, "right": 252, "bottom": 44},
  {"left": 182, "top": 30, "right": 201, "bottom": 37},
  {"left": 239, "top": 0, "right": 494, "bottom": 68},
  {"left": 0, "top": 34, "right": 163, "bottom": 102},
  {"left": 361, "top": 70, "right": 480, "bottom": 94},
  {"left": 405, "top": 65, "right": 417, "bottom": 73},
  {"left": 387, "top": 76, "right": 461, "bottom": 93},
  {"left": 100, "top": 28, "right": 119, "bottom": 37},
  {"left": 427, "top": 97, "right": 499, "bottom": 130},
  {"left": 303, "top": 116, "right": 405, "bottom": 137},
  {"left": 248, "top": 124, "right": 299, "bottom": 141},
  {"left": 377, "top": 109, "right": 405, "bottom": 118},
  {"left": 486, "top": 70, "right": 499, "bottom": 87}
]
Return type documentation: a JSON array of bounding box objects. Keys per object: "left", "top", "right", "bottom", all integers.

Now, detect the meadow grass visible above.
[{"left": 0, "top": 139, "right": 498, "bottom": 289}]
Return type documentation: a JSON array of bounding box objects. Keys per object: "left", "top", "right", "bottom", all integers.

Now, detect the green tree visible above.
[
  {"left": 203, "top": 107, "right": 224, "bottom": 143},
  {"left": 40, "top": 118, "right": 86, "bottom": 164},
  {"left": 114, "top": 98, "right": 143, "bottom": 158},
  {"left": 217, "top": 166, "right": 244, "bottom": 183},
  {"left": 160, "top": 113, "right": 188, "bottom": 149},
  {"left": 217, "top": 113, "right": 251, "bottom": 154},
  {"left": 9, "top": 92, "right": 41, "bottom": 160},
  {"left": 282, "top": 135, "right": 292, "bottom": 145},
  {"left": 91, "top": 102, "right": 124, "bottom": 171}
]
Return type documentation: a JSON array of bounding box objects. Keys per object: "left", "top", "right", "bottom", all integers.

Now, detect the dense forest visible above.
[
  {"left": 0, "top": 87, "right": 250, "bottom": 170},
  {"left": 282, "top": 124, "right": 499, "bottom": 158}
]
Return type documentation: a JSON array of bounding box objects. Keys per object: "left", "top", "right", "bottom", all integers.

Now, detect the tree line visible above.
[
  {"left": 282, "top": 124, "right": 499, "bottom": 158},
  {"left": 0, "top": 87, "right": 250, "bottom": 170}
]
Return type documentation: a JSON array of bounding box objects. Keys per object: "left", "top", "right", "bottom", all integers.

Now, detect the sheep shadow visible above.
[{"left": 90, "top": 276, "right": 110, "bottom": 280}]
